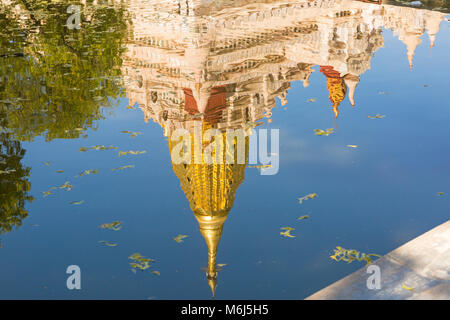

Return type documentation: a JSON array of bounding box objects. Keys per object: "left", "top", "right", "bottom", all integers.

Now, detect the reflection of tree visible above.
[
  {"left": 387, "top": 0, "right": 450, "bottom": 11},
  {"left": 0, "top": 0, "right": 128, "bottom": 141},
  {"left": 0, "top": 128, "right": 33, "bottom": 234}
]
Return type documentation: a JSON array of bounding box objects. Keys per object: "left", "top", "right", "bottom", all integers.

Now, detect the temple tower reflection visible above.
[
  {"left": 121, "top": 0, "right": 447, "bottom": 296},
  {"left": 169, "top": 122, "right": 249, "bottom": 297}
]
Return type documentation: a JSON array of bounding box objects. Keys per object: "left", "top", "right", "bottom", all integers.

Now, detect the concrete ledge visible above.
[{"left": 306, "top": 221, "right": 450, "bottom": 300}]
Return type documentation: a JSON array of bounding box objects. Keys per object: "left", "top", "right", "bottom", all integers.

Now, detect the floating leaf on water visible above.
[
  {"left": 298, "top": 193, "right": 318, "bottom": 204},
  {"left": 100, "top": 221, "right": 123, "bottom": 231},
  {"left": 69, "top": 200, "right": 84, "bottom": 205},
  {"left": 59, "top": 181, "right": 73, "bottom": 191},
  {"left": 367, "top": 114, "right": 385, "bottom": 119},
  {"left": 112, "top": 165, "right": 135, "bottom": 171},
  {"left": 99, "top": 240, "right": 118, "bottom": 247},
  {"left": 121, "top": 131, "right": 142, "bottom": 138},
  {"left": 173, "top": 234, "right": 188, "bottom": 243},
  {"left": 401, "top": 284, "right": 414, "bottom": 291},
  {"left": 41, "top": 190, "right": 53, "bottom": 197},
  {"left": 297, "top": 215, "right": 310, "bottom": 220},
  {"left": 130, "top": 132, "right": 142, "bottom": 138},
  {"left": 280, "top": 227, "right": 296, "bottom": 238},
  {"left": 248, "top": 164, "right": 272, "bottom": 169},
  {"left": 118, "top": 150, "right": 147, "bottom": 157},
  {"left": 330, "top": 246, "right": 381, "bottom": 265},
  {"left": 437, "top": 192, "right": 444, "bottom": 196},
  {"left": 93, "top": 145, "right": 118, "bottom": 151},
  {"left": 314, "top": 128, "right": 334, "bottom": 136},
  {"left": 80, "top": 145, "right": 118, "bottom": 152},
  {"left": 129, "top": 253, "right": 143, "bottom": 260},
  {"left": 126, "top": 105, "right": 135, "bottom": 110},
  {"left": 78, "top": 169, "right": 99, "bottom": 177},
  {"left": 56, "top": 170, "right": 64, "bottom": 173},
  {"left": 43, "top": 161, "right": 51, "bottom": 166},
  {"left": 307, "top": 98, "right": 317, "bottom": 103},
  {"left": 129, "top": 252, "right": 155, "bottom": 271},
  {"left": 347, "top": 145, "right": 358, "bottom": 148},
  {"left": 152, "top": 271, "right": 161, "bottom": 276}
]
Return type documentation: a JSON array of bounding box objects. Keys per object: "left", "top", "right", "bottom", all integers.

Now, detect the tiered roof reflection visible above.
[{"left": 121, "top": 0, "right": 446, "bottom": 297}]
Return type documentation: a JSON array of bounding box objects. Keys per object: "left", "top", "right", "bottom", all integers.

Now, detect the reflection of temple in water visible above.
[
  {"left": 123, "top": 0, "right": 445, "bottom": 125},
  {"left": 169, "top": 125, "right": 249, "bottom": 296},
  {"left": 121, "top": 0, "right": 445, "bottom": 297}
]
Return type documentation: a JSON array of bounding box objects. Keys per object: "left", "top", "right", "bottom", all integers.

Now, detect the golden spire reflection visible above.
[{"left": 169, "top": 123, "right": 249, "bottom": 297}]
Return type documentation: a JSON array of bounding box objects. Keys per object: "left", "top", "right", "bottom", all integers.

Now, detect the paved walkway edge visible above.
[{"left": 306, "top": 220, "right": 450, "bottom": 300}]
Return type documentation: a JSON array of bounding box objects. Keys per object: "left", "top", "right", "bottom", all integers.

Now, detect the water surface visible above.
[{"left": 0, "top": 0, "right": 449, "bottom": 299}]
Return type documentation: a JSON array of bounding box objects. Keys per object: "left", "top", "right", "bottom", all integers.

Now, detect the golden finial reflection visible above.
[{"left": 169, "top": 123, "right": 249, "bottom": 297}]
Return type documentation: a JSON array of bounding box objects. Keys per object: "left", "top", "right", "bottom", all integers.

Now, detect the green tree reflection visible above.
[
  {"left": 0, "top": 0, "right": 128, "bottom": 141},
  {"left": 0, "top": 128, "right": 33, "bottom": 234}
]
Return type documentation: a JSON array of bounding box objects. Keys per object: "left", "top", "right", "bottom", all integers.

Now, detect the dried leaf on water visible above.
[
  {"left": 100, "top": 221, "right": 123, "bottom": 231},
  {"left": 121, "top": 131, "right": 142, "bottom": 138},
  {"left": 367, "top": 114, "right": 385, "bottom": 119},
  {"left": 307, "top": 98, "right": 317, "bottom": 103},
  {"left": 330, "top": 246, "right": 381, "bottom": 265},
  {"left": 69, "top": 200, "right": 84, "bottom": 205},
  {"left": 347, "top": 145, "right": 358, "bottom": 148},
  {"left": 173, "top": 234, "right": 188, "bottom": 243},
  {"left": 152, "top": 271, "right": 161, "bottom": 276},
  {"left": 248, "top": 164, "right": 272, "bottom": 169},
  {"left": 99, "top": 240, "right": 118, "bottom": 247},
  {"left": 78, "top": 169, "right": 99, "bottom": 177},
  {"left": 79, "top": 145, "right": 118, "bottom": 152},
  {"left": 298, "top": 193, "right": 318, "bottom": 204},
  {"left": 112, "top": 165, "right": 134, "bottom": 171},
  {"left": 59, "top": 181, "right": 73, "bottom": 191},
  {"left": 129, "top": 253, "right": 155, "bottom": 271},
  {"left": 314, "top": 128, "right": 334, "bottom": 136},
  {"left": 280, "top": 227, "right": 296, "bottom": 238},
  {"left": 297, "top": 215, "right": 310, "bottom": 220},
  {"left": 118, "top": 150, "right": 147, "bottom": 157},
  {"left": 437, "top": 192, "right": 444, "bottom": 196},
  {"left": 41, "top": 190, "right": 53, "bottom": 197}
]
